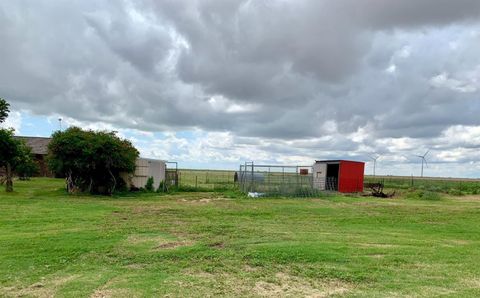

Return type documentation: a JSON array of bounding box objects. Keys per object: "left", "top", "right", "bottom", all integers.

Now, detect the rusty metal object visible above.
[{"left": 364, "top": 182, "right": 395, "bottom": 198}]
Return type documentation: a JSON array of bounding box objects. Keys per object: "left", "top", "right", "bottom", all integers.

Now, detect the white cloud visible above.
[
  {"left": 0, "top": 111, "right": 22, "bottom": 132},
  {"left": 430, "top": 71, "right": 478, "bottom": 93}
]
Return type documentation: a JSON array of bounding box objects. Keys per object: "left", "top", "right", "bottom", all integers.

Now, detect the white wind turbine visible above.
[
  {"left": 369, "top": 154, "right": 381, "bottom": 177},
  {"left": 416, "top": 150, "right": 429, "bottom": 177}
]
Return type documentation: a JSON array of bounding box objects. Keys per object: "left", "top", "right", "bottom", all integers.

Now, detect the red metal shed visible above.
[{"left": 312, "top": 160, "right": 365, "bottom": 193}]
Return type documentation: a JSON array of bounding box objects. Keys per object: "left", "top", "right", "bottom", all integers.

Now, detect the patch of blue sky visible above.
[{"left": 16, "top": 112, "right": 60, "bottom": 137}]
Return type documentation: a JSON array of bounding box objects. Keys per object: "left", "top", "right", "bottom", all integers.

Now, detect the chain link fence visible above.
[{"left": 238, "top": 162, "right": 330, "bottom": 197}]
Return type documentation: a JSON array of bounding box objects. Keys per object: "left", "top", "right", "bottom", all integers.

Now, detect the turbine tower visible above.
[
  {"left": 369, "top": 154, "right": 380, "bottom": 177},
  {"left": 416, "top": 150, "right": 429, "bottom": 177}
]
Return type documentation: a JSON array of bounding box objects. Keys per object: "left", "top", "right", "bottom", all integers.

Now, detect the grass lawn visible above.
[{"left": 1, "top": 179, "right": 480, "bottom": 297}]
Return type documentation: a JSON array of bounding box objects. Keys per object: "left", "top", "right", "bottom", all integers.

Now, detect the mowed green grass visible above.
[{"left": 1, "top": 179, "right": 480, "bottom": 297}]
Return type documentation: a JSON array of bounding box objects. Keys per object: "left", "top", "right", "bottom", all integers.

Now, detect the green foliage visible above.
[
  {"left": 0, "top": 128, "right": 37, "bottom": 190},
  {"left": 15, "top": 142, "right": 39, "bottom": 180},
  {"left": 0, "top": 128, "right": 20, "bottom": 168},
  {"left": 47, "top": 127, "right": 139, "bottom": 195},
  {"left": 145, "top": 177, "right": 154, "bottom": 192},
  {"left": 406, "top": 189, "right": 442, "bottom": 201},
  {"left": 157, "top": 180, "right": 166, "bottom": 193},
  {"left": 0, "top": 98, "right": 9, "bottom": 123},
  {"left": 447, "top": 188, "right": 464, "bottom": 196}
]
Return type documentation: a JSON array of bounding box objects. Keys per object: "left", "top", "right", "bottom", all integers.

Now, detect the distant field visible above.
[
  {"left": 365, "top": 175, "right": 480, "bottom": 195},
  {"left": 178, "top": 169, "right": 236, "bottom": 190},
  {"left": 1, "top": 178, "right": 480, "bottom": 297}
]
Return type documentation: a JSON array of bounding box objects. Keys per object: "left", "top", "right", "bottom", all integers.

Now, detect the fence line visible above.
[
  {"left": 238, "top": 163, "right": 331, "bottom": 197},
  {"left": 177, "top": 169, "right": 236, "bottom": 190}
]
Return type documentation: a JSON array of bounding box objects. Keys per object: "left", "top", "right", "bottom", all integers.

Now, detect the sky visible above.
[{"left": 1, "top": 0, "right": 480, "bottom": 177}]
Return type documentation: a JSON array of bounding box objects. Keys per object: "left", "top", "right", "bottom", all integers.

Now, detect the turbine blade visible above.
[{"left": 424, "top": 150, "right": 430, "bottom": 157}]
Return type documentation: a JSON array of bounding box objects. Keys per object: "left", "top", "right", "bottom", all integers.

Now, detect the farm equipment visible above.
[{"left": 364, "top": 182, "right": 395, "bottom": 198}]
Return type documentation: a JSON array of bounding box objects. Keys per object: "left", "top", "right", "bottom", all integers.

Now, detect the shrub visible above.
[
  {"left": 157, "top": 180, "right": 166, "bottom": 193},
  {"left": 447, "top": 189, "right": 464, "bottom": 196},
  {"left": 145, "top": 177, "right": 154, "bottom": 192},
  {"left": 48, "top": 127, "right": 139, "bottom": 195},
  {"left": 15, "top": 143, "right": 39, "bottom": 180},
  {"left": 406, "top": 190, "right": 442, "bottom": 201}
]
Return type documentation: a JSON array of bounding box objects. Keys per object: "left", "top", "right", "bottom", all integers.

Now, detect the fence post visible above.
[
  {"left": 251, "top": 162, "right": 254, "bottom": 192},
  {"left": 195, "top": 176, "right": 198, "bottom": 189}
]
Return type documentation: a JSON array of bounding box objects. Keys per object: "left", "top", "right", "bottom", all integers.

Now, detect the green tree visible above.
[
  {"left": 0, "top": 129, "right": 20, "bottom": 192},
  {"left": 0, "top": 98, "right": 39, "bottom": 191},
  {"left": 16, "top": 144, "right": 39, "bottom": 180},
  {"left": 0, "top": 98, "right": 9, "bottom": 123},
  {"left": 48, "top": 127, "right": 139, "bottom": 195}
]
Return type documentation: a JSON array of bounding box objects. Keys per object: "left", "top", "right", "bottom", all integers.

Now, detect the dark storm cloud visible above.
[{"left": 1, "top": 0, "right": 480, "bottom": 167}]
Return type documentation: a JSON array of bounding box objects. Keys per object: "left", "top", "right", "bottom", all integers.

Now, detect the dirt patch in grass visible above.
[
  {"left": 254, "top": 272, "right": 351, "bottom": 297},
  {"left": 462, "top": 277, "right": 480, "bottom": 288},
  {"left": 90, "top": 288, "right": 138, "bottom": 298},
  {"left": 124, "top": 263, "right": 147, "bottom": 270},
  {"left": 90, "top": 277, "right": 139, "bottom": 298},
  {"left": 178, "top": 197, "right": 232, "bottom": 204},
  {"left": 155, "top": 240, "right": 193, "bottom": 250},
  {"left": 2, "top": 274, "right": 79, "bottom": 298},
  {"left": 208, "top": 241, "right": 225, "bottom": 249},
  {"left": 125, "top": 234, "right": 194, "bottom": 251},
  {"left": 367, "top": 254, "right": 386, "bottom": 259},
  {"left": 447, "top": 239, "right": 470, "bottom": 245},
  {"left": 183, "top": 269, "right": 352, "bottom": 297},
  {"left": 357, "top": 243, "right": 399, "bottom": 248}
]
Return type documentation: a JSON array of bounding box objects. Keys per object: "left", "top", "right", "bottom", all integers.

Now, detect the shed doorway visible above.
[{"left": 326, "top": 163, "right": 339, "bottom": 191}]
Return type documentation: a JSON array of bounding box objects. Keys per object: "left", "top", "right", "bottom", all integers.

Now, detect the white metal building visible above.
[{"left": 127, "top": 158, "right": 166, "bottom": 190}]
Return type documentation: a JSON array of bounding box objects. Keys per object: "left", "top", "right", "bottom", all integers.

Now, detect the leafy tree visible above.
[
  {"left": 0, "top": 98, "right": 9, "bottom": 123},
  {"left": 0, "top": 99, "right": 35, "bottom": 192},
  {"left": 0, "top": 130, "right": 35, "bottom": 191},
  {"left": 0, "top": 129, "right": 20, "bottom": 192},
  {"left": 16, "top": 144, "right": 39, "bottom": 180},
  {"left": 0, "top": 98, "right": 40, "bottom": 191},
  {"left": 48, "top": 127, "right": 139, "bottom": 195}
]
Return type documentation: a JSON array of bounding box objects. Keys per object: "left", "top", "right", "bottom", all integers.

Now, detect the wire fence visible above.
[
  {"left": 238, "top": 163, "right": 329, "bottom": 197},
  {"left": 177, "top": 169, "right": 236, "bottom": 191},
  {"left": 364, "top": 175, "right": 480, "bottom": 195},
  {"left": 171, "top": 168, "right": 480, "bottom": 196}
]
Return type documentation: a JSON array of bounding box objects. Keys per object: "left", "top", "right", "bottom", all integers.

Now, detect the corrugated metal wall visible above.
[
  {"left": 338, "top": 161, "right": 365, "bottom": 193},
  {"left": 312, "top": 163, "right": 327, "bottom": 190},
  {"left": 131, "top": 158, "right": 166, "bottom": 190}
]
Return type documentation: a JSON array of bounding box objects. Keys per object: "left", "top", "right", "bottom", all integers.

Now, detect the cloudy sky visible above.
[{"left": 1, "top": 0, "right": 480, "bottom": 177}]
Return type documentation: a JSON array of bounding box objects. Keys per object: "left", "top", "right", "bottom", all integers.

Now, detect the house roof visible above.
[
  {"left": 14, "top": 136, "right": 52, "bottom": 155},
  {"left": 315, "top": 159, "right": 365, "bottom": 164}
]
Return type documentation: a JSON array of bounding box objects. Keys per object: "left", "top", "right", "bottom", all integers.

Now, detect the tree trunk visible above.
[
  {"left": 66, "top": 171, "right": 74, "bottom": 193},
  {"left": 108, "top": 169, "right": 116, "bottom": 195},
  {"left": 6, "top": 163, "right": 13, "bottom": 192}
]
